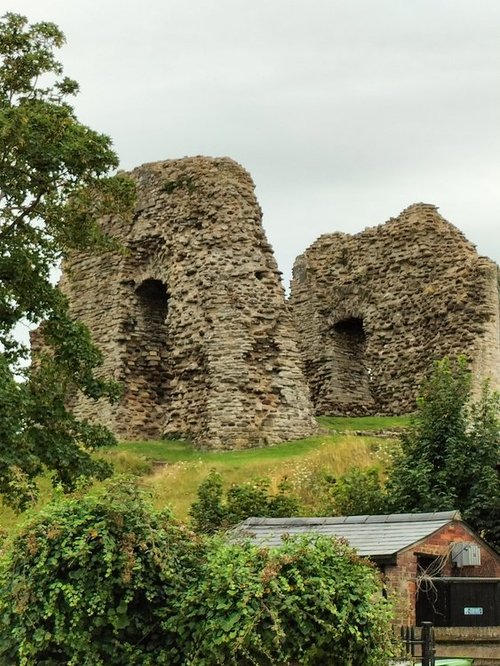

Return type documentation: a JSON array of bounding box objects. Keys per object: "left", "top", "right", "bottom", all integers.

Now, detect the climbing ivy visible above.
[
  {"left": 0, "top": 479, "right": 396, "bottom": 665},
  {"left": 0, "top": 479, "right": 203, "bottom": 665},
  {"left": 179, "top": 534, "right": 396, "bottom": 665}
]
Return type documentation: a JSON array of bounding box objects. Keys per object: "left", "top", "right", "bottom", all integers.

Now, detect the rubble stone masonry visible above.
[
  {"left": 59, "top": 157, "right": 317, "bottom": 448},
  {"left": 290, "top": 203, "right": 500, "bottom": 415}
]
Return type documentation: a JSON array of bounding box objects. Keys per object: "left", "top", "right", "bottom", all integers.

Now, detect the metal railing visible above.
[{"left": 400, "top": 622, "right": 436, "bottom": 666}]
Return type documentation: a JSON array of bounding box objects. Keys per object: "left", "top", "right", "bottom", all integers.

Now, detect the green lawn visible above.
[
  {"left": 118, "top": 432, "right": 342, "bottom": 464},
  {"left": 106, "top": 415, "right": 408, "bottom": 517},
  {"left": 118, "top": 415, "right": 410, "bottom": 463},
  {"left": 318, "top": 414, "right": 412, "bottom": 431}
]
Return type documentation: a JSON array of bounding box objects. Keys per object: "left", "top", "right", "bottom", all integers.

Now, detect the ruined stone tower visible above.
[
  {"left": 60, "top": 157, "right": 316, "bottom": 447},
  {"left": 290, "top": 203, "right": 500, "bottom": 415}
]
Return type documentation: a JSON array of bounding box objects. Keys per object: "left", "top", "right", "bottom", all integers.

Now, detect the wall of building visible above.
[
  {"left": 58, "top": 156, "right": 317, "bottom": 448},
  {"left": 290, "top": 203, "right": 500, "bottom": 415},
  {"left": 383, "top": 521, "right": 500, "bottom": 627},
  {"left": 434, "top": 626, "right": 500, "bottom": 665}
]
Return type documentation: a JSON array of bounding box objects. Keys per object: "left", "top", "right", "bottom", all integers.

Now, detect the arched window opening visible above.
[
  {"left": 331, "top": 316, "right": 374, "bottom": 412},
  {"left": 136, "top": 279, "right": 169, "bottom": 325},
  {"left": 125, "top": 279, "right": 170, "bottom": 425},
  {"left": 333, "top": 316, "right": 365, "bottom": 337}
]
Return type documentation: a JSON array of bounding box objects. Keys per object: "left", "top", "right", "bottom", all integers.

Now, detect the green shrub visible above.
[
  {"left": 189, "top": 468, "right": 227, "bottom": 533},
  {"left": 319, "top": 466, "right": 387, "bottom": 516},
  {"left": 189, "top": 470, "right": 302, "bottom": 533},
  {"left": 179, "top": 535, "right": 395, "bottom": 665},
  {"left": 0, "top": 479, "right": 203, "bottom": 665},
  {"left": 0, "top": 479, "right": 396, "bottom": 665}
]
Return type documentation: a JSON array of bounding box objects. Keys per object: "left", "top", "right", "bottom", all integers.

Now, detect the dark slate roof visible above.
[{"left": 232, "top": 511, "right": 461, "bottom": 557}]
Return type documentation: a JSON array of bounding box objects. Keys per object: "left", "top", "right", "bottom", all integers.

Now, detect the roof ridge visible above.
[{"left": 238, "top": 510, "right": 461, "bottom": 528}]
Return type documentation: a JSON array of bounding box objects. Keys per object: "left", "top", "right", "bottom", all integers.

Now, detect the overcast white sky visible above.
[{"left": 11, "top": 0, "right": 500, "bottom": 285}]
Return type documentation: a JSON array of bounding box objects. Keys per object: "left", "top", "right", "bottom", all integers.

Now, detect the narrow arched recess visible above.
[
  {"left": 135, "top": 278, "right": 169, "bottom": 398},
  {"left": 331, "top": 316, "right": 375, "bottom": 413},
  {"left": 122, "top": 278, "right": 170, "bottom": 437}
]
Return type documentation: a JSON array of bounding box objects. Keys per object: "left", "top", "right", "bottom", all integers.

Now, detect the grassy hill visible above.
[{"left": 0, "top": 415, "right": 410, "bottom": 532}]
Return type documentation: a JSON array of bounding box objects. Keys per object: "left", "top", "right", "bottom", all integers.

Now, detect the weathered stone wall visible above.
[
  {"left": 59, "top": 156, "right": 317, "bottom": 448},
  {"left": 290, "top": 203, "right": 500, "bottom": 415}
]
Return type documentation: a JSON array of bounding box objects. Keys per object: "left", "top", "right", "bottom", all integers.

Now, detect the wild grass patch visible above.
[{"left": 0, "top": 416, "right": 407, "bottom": 530}]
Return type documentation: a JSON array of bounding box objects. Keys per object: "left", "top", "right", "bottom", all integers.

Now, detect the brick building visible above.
[{"left": 234, "top": 512, "right": 500, "bottom": 663}]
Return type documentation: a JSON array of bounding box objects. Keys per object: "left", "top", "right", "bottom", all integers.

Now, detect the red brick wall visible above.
[{"left": 382, "top": 521, "right": 500, "bottom": 626}]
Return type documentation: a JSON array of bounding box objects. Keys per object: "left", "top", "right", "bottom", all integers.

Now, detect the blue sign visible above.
[{"left": 463, "top": 607, "right": 483, "bottom": 615}]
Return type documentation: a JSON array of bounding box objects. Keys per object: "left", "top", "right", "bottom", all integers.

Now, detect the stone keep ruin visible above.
[
  {"left": 59, "top": 157, "right": 317, "bottom": 448},
  {"left": 58, "top": 159, "right": 500, "bottom": 445},
  {"left": 289, "top": 203, "right": 500, "bottom": 416}
]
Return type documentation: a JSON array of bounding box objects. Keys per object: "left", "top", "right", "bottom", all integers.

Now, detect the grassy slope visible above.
[
  {"left": 318, "top": 414, "right": 411, "bottom": 430},
  {"left": 0, "top": 416, "right": 408, "bottom": 531},
  {"left": 101, "top": 415, "right": 409, "bottom": 518}
]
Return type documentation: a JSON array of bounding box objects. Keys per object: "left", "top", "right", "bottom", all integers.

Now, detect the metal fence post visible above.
[{"left": 421, "top": 621, "right": 435, "bottom": 666}]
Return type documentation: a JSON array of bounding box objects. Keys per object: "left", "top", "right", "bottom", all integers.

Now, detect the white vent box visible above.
[{"left": 452, "top": 542, "right": 481, "bottom": 567}]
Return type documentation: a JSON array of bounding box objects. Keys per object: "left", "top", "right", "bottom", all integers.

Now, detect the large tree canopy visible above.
[
  {"left": 386, "top": 357, "right": 500, "bottom": 550},
  {"left": 0, "top": 13, "right": 135, "bottom": 509}
]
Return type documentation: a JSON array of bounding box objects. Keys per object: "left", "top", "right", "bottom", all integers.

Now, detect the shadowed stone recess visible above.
[
  {"left": 290, "top": 203, "right": 500, "bottom": 415},
  {"left": 58, "top": 156, "right": 317, "bottom": 448}
]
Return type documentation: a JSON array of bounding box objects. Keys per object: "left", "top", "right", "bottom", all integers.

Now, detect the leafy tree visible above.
[
  {"left": 0, "top": 13, "right": 135, "bottom": 509},
  {"left": 386, "top": 357, "right": 500, "bottom": 549},
  {"left": 179, "top": 534, "right": 395, "bottom": 665},
  {"left": 189, "top": 470, "right": 302, "bottom": 533},
  {"left": 0, "top": 479, "right": 203, "bottom": 665}
]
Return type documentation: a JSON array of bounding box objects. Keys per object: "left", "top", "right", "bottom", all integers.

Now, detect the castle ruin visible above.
[
  {"left": 289, "top": 203, "right": 500, "bottom": 415},
  {"left": 59, "top": 156, "right": 317, "bottom": 448},
  {"left": 58, "top": 160, "right": 500, "bottom": 442}
]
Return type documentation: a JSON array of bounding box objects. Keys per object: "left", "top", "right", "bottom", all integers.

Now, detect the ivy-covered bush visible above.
[
  {"left": 0, "top": 480, "right": 396, "bottom": 665},
  {"left": 0, "top": 479, "right": 203, "bottom": 665},
  {"left": 189, "top": 470, "right": 302, "bottom": 533},
  {"left": 180, "top": 535, "right": 395, "bottom": 665}
]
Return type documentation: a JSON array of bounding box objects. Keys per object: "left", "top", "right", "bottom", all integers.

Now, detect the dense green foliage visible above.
[
  {"left": 0, "top": 480, "right": 395, "bottom": 665},
  {"left": 179, "top": 535, "right": 395, "bottom": 665},
  {"left": 189, "top": 470, "right": 302, "bottom": 533},
  {"left": 0, "top": 480, "right": 203, "bottom": 665},
  {"left": 319, "top": 466, "right": 386, "bottom": 517},
  {"left": 0, "top": 13, "right": 135, "bottom": 508},
  {"left": 386, "top": 357, "right": 500, "bottom": 549}
]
